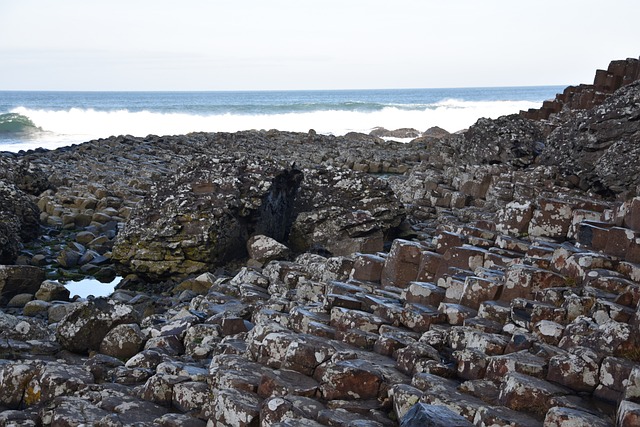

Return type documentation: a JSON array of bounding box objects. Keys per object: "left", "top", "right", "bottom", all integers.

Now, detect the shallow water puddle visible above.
[{"left": 64, "top": 276, "right": 122, "bottom": 298}]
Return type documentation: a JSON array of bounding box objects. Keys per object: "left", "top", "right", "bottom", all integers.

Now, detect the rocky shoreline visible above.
[{"left": 1, "top": 58, "right": 640, "bottom": 426}]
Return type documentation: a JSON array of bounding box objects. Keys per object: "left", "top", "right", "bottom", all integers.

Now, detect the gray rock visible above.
[
  {"left": 48, "top": 302, "right": 74, "bottom": 324},
  {"left": 0, "top": 157, "right": 51, "bottom": 195},
  {"left": 183, "top": 323, "right": 222, "bottom": 359},
  {"left": 75, "top": 230, "right": 97, "bottom": 245},
  {"left": 56, "top": 248, "right": 81, "bottom": 268},
  {"left": 205, "top": 387, "right": 261, "bottom": 426},
  {"left": 289, "top": 166, "right": 404, "bottom": 257},
  {"left": 125, "top": 349, "right": 166, "bottom": 370},
  {"left": 172, "top": 380, "right": 210, "bottom": 414},
  {"left": 49, "top": 396, "right": 109, "bottom": 426},
  {"left": 55, "top": 298, "right": 139, "bottom": 353},
  {"left": 0, "top": 409, "right": 37, "bottom": 426},
  {"left": 154, "top": 412, "right": 207, "bottom": 427},
  {"left": 141, "top": 373, "right": 188, "bottom": 407},
  {"left": 29, "top": 361, "right": 95, "bottom": 404},
  {"left": 7, "top": 293, "right": 35, "bottom": 308},
  {"left": 97, "top": 398, "right": 169, "bottom": 425},
  {"left": 99, "top": 323, "right": 146, "bottom": 360},
  {"left": 0, "top": 310, "right": 50, "bottom": 341},
  {"left": 23, "top": 299, "right": 51, "bottom": 317},
  {"left": 0, "top": 362, "right": 40, "bottom": 409},
  {"left": 370, "top": 127, "right": 422, "bottom": 139},
  {"left": 247, "top": 234, "right": 291, "bottom": 264},
  {"left": 451, "top": 115, "right": 546, "bottom": 168},
  {"left": 400, "top": 403, "right": 473, "bottom": 427},
  {"left": 84, "top": 353, "right": 125, "bottom": 383}
]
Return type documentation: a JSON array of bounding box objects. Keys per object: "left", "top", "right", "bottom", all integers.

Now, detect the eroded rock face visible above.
[
  {"left": 540, "top": 81, "right": 640, "bottom": 196},
  {"left": 289, "top": 166, "right": 405, "bottom": 256},
  {"left": 0, "top": 157, "right": 48, "bottom": 265},
  {"left": 112, "top": 156, "right": 302, "bottom": 281},
  {"left": 112, "top": 156, "right": 404, "bottom": 281}
]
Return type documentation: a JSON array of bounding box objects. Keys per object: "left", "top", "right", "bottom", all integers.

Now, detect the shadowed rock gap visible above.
[
  {"left": 254, "top": 168, "right": 304, "bottom": 243},
  {"left": 217, "top": 167, "right": 303, "bottom": 263}
]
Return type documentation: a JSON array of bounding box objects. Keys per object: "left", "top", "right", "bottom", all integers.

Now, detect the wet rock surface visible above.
[{"left": 0, "top": 58, "right": 639, "bottom": 425}]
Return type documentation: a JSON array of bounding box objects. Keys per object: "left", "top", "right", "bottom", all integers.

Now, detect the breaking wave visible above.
[
  {"left": 0, "top": 112, "right": 41, "bottom": 134},
  {"left": 1, "top": 98, "right": 542, "bottom": 150}
]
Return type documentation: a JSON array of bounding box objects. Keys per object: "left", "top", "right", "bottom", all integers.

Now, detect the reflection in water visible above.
[{"left": 64, "top": 276, "right": 122, "bottom": 299}]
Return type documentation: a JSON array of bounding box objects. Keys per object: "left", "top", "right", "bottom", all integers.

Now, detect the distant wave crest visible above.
[{"left": 0, "top": 113, "right": 41, "bottom": 134}]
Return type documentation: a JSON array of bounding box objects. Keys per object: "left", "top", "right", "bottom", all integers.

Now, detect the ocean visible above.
[{"left": 0, "top": 86, "right": 564, "bottom": 153}]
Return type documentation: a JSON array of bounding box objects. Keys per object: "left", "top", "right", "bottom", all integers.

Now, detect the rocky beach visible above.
[{"left": 1, "top": 57, "right": 640, "bottom": 426}]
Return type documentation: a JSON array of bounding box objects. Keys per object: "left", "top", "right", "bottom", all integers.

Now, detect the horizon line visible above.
[{"left": 0, "top": 84, "right": 569, "bottom": 93}]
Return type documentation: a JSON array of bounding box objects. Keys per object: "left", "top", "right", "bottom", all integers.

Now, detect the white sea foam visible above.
[{"left": 2, "top": 99, "right": 542, "bottom": 152}]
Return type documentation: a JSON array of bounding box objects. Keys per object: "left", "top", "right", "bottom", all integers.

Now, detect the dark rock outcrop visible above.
[
  {"left": 0, "top": 156, "right": 48, "bottom": 264},
  {"left": 112, "top": 156, "right": 301, "bottom": 281},
  {"left": 0, "top": 156, "right": 51, "bottom": 196},
  {"left": 0, "top": 181, "right": 41, "bottom": 264},
  {"left": 370, "top": 127, "right": 422, "bottom": 139},
  {"left": 539, "top": 81, "right": 640, "bottom": 196},
  {"left": 112, "top": 155, "right": 404, "bottom": 281},
  {"left": 449, "top": 114, "right": 546, "bottom": 168},
  {"left": 400, "top": 403, "right": 473, "bottom": 426},
  {"left": 289, "top": 166, "right": 405, "bottom": 256}
]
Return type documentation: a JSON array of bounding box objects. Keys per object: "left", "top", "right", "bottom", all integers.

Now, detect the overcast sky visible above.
[{"left": 1, "top": 0, "right": 638, "bottom": 91}]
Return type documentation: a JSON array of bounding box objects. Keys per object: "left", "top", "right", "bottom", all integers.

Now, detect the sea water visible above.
[{"left": 0, "top": 86, "right": 564, "bottom": 152}]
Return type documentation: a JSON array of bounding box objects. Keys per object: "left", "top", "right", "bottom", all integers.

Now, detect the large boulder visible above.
[
  {"left": 112, "top": 155, "right": 404, "bottom": 281},
  {"left": 55, "top": 298, "right": 139, "bottom": 354},
  {"left": 111, "top": 156, "right": 303, "bottom": 281},
  {"left": 540, "top": 81, "right": 640, "bottom": 196},
  {"left": 247, "top": 234, "right": 291, "bottom": 264}
]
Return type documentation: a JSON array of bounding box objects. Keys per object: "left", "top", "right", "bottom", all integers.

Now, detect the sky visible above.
[{"left": 1, "top": 0, "right": 639, "bottom": 91}]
